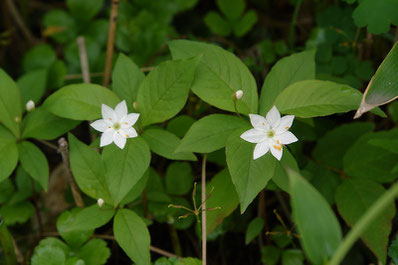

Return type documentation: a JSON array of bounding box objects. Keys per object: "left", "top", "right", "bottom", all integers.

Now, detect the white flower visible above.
[
  {"left": 97, "top": 198, "right": 104, "bottom": 208},
  {"left": 26, "top": 100, "right": 35, "bottom": 112},
  {"left": 240, "top": 106, "right": 298, "bottom": 161},
  {"left": 90, "top": 100, "right": 139, "bottom": 149},
  {"left": 234, "top": 90, "right": 244, "bottom": 100}
]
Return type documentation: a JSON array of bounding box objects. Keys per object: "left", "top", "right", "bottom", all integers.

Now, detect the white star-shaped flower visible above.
[
  {"left": 90, "top": 100, "right": 139, "bottom": 149},
  {"left": 240, "top": 106, "right": 298, "bottom": 161}
]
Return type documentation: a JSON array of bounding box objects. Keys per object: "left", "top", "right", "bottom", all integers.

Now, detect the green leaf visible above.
[
  {"left": 17, "top": 69, "right": 47, "bottom": 106},
  {"left": 165, "top": 162, "right": 193, "bottom": 195},
  {"left": 65, "top": 257, "right": 85, "bottom": 265},
  {"left": 282, "top": 249, "right": 304, "bottom": 265},
  {"left": 245, "top": 217, "right": 264, "bottom": 245},
  {"left": 18, "top": 141, "right": 49, "bottom": 191},
  {"left": 76, "top": 239, "right": 110, "bottom": 265},
  {"left": 226, "top": 129, "right": 277, "bottom": 213},
  {"left": 217, "top": 0, "right": 244, "bottom": 20},
  {"left": 68, "top": 134, "right": 113, "bottom": 203},
  {"left": 388, "top": 236, "right": 398, "bottom": 265},
  {"left": 169, "top": 40, "right": 258, "bottom": 114},
  {"left": 166, "top": 115, "right": 195, "bottom": 138},
  {"left": 114, "top": 209, "right": 151, "bottom": 265},
  {"left": 233, "top": 10, "right": 257, "bottom": 37},
  {"left": 22, "top": 108, "right": 79, "bottom": 140},
  {"left": 206, "top": 169, "right": 239, "bottom": 234},
  {"left": 43, "top": 10, "right": 77, "bottom": 43},
  {"left": 312, "top": 122, "right": 374, "bottom": 169},
  {"left": 120, "top": 169, "right": 149, "bottom": 205},
  {"left": 0, "top": 68, "right": 22, "bottom": 137},
  {"left": 57, "top": 209, "right": 93, "bottom": 247},
  {"left": 259, "top": 50, "right": 316, "bottom": 115},
  {"left": 177, "top": 114, "right": 249, "bottom": 153},
  {"left": 102, "top": 137, "right": 151, "bottom": 206},
  {"left": 31, "top": 245, "right": 66, "bottom": 265},
  {"left": 368, "top": 138, "right": 398, "bottom": 154},
  {"left": 0, "top": 125, "right": 18, "bottom": 183},
  {"left": 0, "top": 201, "right": 34, "bottom": 225},
  {"left": 48, "top": 60, "right": 67, "bottom": 89},
  {"left": 137, "top": 56, "right": 200, "bottom": 127},
  {"left": 336, "top": 179, "right": 395, "bottom": 264},
  {"left": 22, "top": 44, "right": 57, "bottom": 72},
  {"left": 112, "top": 53, "right": 145, "bottom": 110},
  {"left": 288, "top": 168, "right": 342, "bottom": 265},
  {"left": 275, "top": 80, "right": 368, "bottom": 118},
  {"left": 0, "top": 179, "right": 15, "bottom": 204},
  {"left": 272, "top": 150, "right": 299, "bottom": 193},
  {"left": 142, "top": 129, "right": 196, "bottom": 161},
  {"left": 353, "top": 0, "right": 398, "bottom": 34},
  {"left": 176, "top": 258, "right": 202, "bottom": 265},
  {"left": 204, "top": 11, "right": 232, "bottom": 36},
  {"left": 261, "top": 246, "right": 281, "bottom": 265},
  {"left": 343, "top": 130, "right": 398, "bottom": 183},
  {"left": 355, "top": 42, "right": 398, "bottom": 118},
  {"left": 44, "top": 84, "right": 120, "bottom": 120},
  {"left": 67, "top": 0, "right": 104, "bottom": 21}
]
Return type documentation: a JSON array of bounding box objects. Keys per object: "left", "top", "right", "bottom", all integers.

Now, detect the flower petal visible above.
[
  {"left": 121, "top": 113, "right": 140, "bottom": 127},
  {"left": 100, "top": 130, "right": 114, "bottom": 147},
  {"left": 119, "top": 127, "right": 138, "bottom": 138},
  {"left": 249, "top": 114, "right": 270, "bottom": 131},
  {"left": 102, "top": 104, "right": 117, "bottom": 122},
  {"left": 113, "top": 131, "right": 127, "bottom": 149},
  {"left": 277, "top": 131, "right": 298, "bottom": 145},
  {"left": 269, "top": 139, "right": 283, "bottom": 161},
  {"left": 266, "top": 106, "right": 281, "bottom": 128},
  {"left": 275, "top": 115, "right": 295, "bottom": 134},
  {"left": 240, "top": 129, "right": 268, "bottom": 143},
  {"left": 90, "top": 119, "right": 108, "bottom": 132},
  {"left": 115, "top": 100, "right": 128, "bottom": 120},
  {"left": 253, "top": 141, "right": 270, "bottom": 160}
]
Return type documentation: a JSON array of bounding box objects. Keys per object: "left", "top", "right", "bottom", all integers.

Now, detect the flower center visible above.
[
  {"left": 113, "top": 122, "right": 121, "bottom": 130},
  {"left": 267, "top": 130, "right": 275, "bottom": 138}
]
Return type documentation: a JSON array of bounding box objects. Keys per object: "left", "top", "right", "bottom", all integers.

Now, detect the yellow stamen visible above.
[{"left": 273, "top": 145, "right": 282, "bottom": 151}]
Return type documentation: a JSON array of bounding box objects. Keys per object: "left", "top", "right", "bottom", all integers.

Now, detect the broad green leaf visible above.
[
  {"left": 43, "top": 10, "right": 77, "bottom": 43},
  {"left": 177, "top": 114, "right": 249, "bottom": 153},
  {"left": 120, "top": 169, "right": 149, "bottom": 205},
  {"left": 0, "top": 201, "right": 34, "bottom": 225},
  {"left": 48, "top": 60, "right": 67, "bottom": 89},
  {"left": 76, "top": 239, "right": 110, "bottom": 265},
  {"left": 233, "top": 10, "right": 257, "bottom": 37},
  {"left": 368, "top": 138, "right": 398, "bottom": 154},
  {"left": 0, "top": 69, "right": 22, "bottom": 137},
  {"left": 204, "top": 11, "right": 231, "bottom": 36},
  {"left": 275, "top": 80, "right": 374, "bottom": 118},
  {"left": 0, "top": 179, "right": 15, "bottom": 204},
  {"left": 67, "top": 0, "right": 104, "bottom": 21},
  {"left": 355, "top": 42, "right": 398, "bottom": 118},
  {"left": 166, "top": 115, "right": 195, "bottom": 138},
  {"left": 22, "top": 108, "right": 80, "bottom": 140},
  {"left": 18, "top": 141, "right": 49, "bottom": 191},
  {"left": 344, "top": 130, "right": 398, "bottom": 183},
  {"left": 261, "top": 246, "right": 281, "bottom": 265},
  {"left": 17, "top": 69, "right": 47, "bottom": 106},
  {"left": 169, "top": 40, "right": 258, "bottom": 114},
  {"left": 206, "top": 169, "right": 239, "bottom": 234},
  {"left": 142, "top": 129, "right": 196, "bottom": 161},
  {"left": 226, "top": 129, "right": 277, "bottom": 213},
  {"left": 165, "top": 162, "right": 193, "bottom": 196},
  {"left": 44, "top": 84, "right": 120, "bottom": 120},
  {"left": 353, "top": 0, "right": 398, "bottom": 34},
  {"left": 288, "top": 168, "right": 342, "bottom": 265},
  {"left": 312, "top": 122, "right": 374, "bottom": 169},
  {"left": 114, "top": 209, "right": 151, "bottom": 265},
  {"left": 0, "top": 125, "right": 18, "bottom": 182},
  {"left": 176, "top": 258, "right": 202, "bottom": 265},
  {"left": 68, "top": 134, "right": 113, "bottom": 203},
  {"left": 65, "top": 257, "right": 85, "bottom": 265},
  {"left": 259, "top": 50, "right": 315, "bottom": 115},
  {"left": 282, "top": 249, "right": 304, "bottom": 265},
  {"left": 336, "top": 179, "right": 395, "bottom": 264},
  {"left": 35, "top": 237, "right": 70, "bottom": 256},
  {"left": 137, "top": 57, "right": 200, "bottom": 127},
  {"left": 56, "top": 209, "right": 93, "bottom": 247},
  {"left": 102, "top": 137, "right": 151, "bottom": 206},
  {"left": 22, "top": 44, "right": 57, "bottom": 72},
  {"left": 112, "top": 53, "right": 145, "bottom": 110},
  {"left": 31, "top": 245, "right": 66, "bottom": 265},
  {"left": 389, "top": 236, "right": 398, "bottom": 265},
  {"left": 217, "top": 0, "right": 244, "bottom": 20},
  {"left": 272, "top": 150, "right": 299, "bottom": 193},
  {"left": 245, "top": 217, "right": 264, "bottom": 245}
]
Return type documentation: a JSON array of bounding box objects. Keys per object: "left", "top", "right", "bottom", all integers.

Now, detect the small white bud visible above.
[
  {"left": 234, "top": 90, "right": 244, "bottom": 100},
  {"left": 133, "top": 101, "right": 139, "bottom": 111},
  {"left": 97, "top": 198, "right": 104, "bottom": 208},
  {"left": 14, "top": 116, "right": 21, "bottom": 123},
  {"left": 26, "top": 100, "right": 35, "bottom": 112}
]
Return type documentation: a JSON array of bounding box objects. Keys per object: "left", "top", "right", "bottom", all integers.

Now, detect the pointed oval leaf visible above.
[{"left": 0, "top": 125, "right": 18, "bottom": 182}]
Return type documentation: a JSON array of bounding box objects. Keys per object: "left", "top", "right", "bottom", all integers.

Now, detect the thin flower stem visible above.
[
  {"left": 288, "top": 0, "right": 303, "bottom": 48},
  {"left": 201, "top": 154, "right": 208, "bottom": 265},
  {"left": 77, "top": 36, "right": 91, "bottom": 84},
  {"left": 58, "top": 138, "right": 85, "bottom": 208},
  {"left": 233, "top": 100, "right": 242, "bottom": 118},
  {"left": 103, "top": 0, "right": 120, "bottom": 87}
]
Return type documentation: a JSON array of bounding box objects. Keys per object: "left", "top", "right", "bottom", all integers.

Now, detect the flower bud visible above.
[
  {"left": 97, "top": 198, "right": 104, "bottom": 208},
  {"left": 133, "top": 101, "right": 139, "bottom": 111},
  {"left": 14, "top": 116, "right": 21, "bottom": 123},
  {"left": 26, "top": 100, "right": 35, "bottom": 112},
  {"left": 233, "top": 90, "right": 244, "bottom": 100}
]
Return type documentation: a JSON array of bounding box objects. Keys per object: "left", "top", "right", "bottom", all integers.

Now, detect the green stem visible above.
[
  {"left": 0, "top": 216, "right": 17, "bottom": 265},
  {"left": 288, "top": 0, "right": 303, "bottom": 49},
  {"left": 328, "top": 181, "right": 398, "bottom": 265}
]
